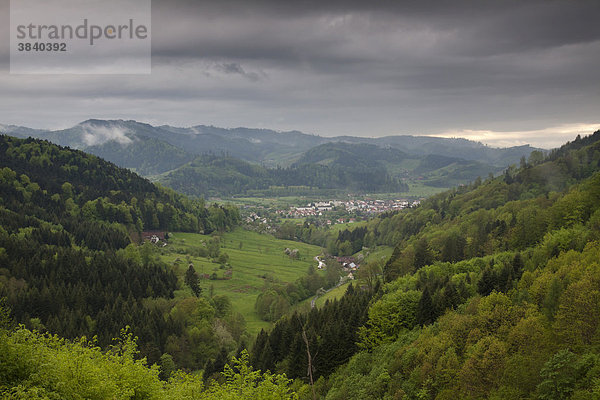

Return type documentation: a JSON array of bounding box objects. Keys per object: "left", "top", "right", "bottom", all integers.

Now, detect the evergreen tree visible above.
[
  {"left": 477, "top": 267, "right": 498, "bottom": 296},
  {"left": 414, "top": 238, "right": 433, "bottom": 269},
  {"left": 185, "top": 265, "right": 201, "bottom": 297},
  {"left": 416, "top": 286, "right": 435, "bottom": 326}
]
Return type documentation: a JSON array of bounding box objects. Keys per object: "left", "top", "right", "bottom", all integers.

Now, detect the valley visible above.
[
  {"left": 2, "top": 2, "right": 597, "bottom": 398},
  {"left": 160, "top": 228, "right": 325, "bottom": 335},
  {"left": 2, "top": 130, "right": 600, "bottom": 399}
]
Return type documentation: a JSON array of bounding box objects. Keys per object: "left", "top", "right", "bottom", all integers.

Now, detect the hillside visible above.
[
  {"left": 1, "top": 131, "right": 599, "bottom": 399},
  {"left": 0, "top": 135, "right": 241, "bottom": 372},
  {"left": 157, "top": 153, "right": 408, "bottom": 197},
  {"left": 161, "top": 229, "right": 326, "bottom": 336},
  {"left": 3, "top": 120, "right": 537, "bottom": 193},
  {"left": 339, "top": 135, "right": 537, "bottom": 167},
  {"left": 245, "top": 131, "right": 600, "bottom": 398},
  {"left": 296, "top": 142, "right": 501, "bottom": 188}
]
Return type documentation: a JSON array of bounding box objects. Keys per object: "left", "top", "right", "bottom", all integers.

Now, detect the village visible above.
[
  {"left": 279, "top": 198, "right": 420, "bottom": 219},
  {"left": 242, "top": 197, "right": 421, "bottom": 234}
]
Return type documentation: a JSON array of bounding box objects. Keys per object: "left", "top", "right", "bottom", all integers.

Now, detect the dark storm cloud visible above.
[
  {"left": 148, "top": 0, "right": 600, "bottom": 101},
  {"left": 151, "top": 0, "right": 600, "bottom": 59},
  {"left": 0, "top": 0, "right": 599, "bottom": 146}
]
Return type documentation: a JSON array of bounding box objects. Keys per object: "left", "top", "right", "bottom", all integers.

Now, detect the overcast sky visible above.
[{"left": 1, "top": 0, "right": 599, "bottom": 148}]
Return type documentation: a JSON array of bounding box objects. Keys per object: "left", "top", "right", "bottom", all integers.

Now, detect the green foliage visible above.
[
  {"left": 358, "top": 289, "right": 420, "bottom": 349},
  {"left": 0, "top": 135, "right": 243, "bottom": 372},
  {"left": 0, "top": 324, "right": 296, "bottom": 399},
  {"left": 159, "top": 148, "right": 409, "bottom": 198},
  {"left": 201, "top": 351, "right": 297, "bottom": 400},
  {"left": 326, "top": 240, "right": 600, "bottom": 399},
  {"left": 537, "top": 350, "right": 579, "bottom": 400},
  {"left": 0, "top": 326, "right": 163, "bottom": 399},
  {"left": 375, "top": 132, "right": 600, "bottom": 281},
  {"left": 0, "top": 135, "right": 240, "bottom": 237},
  {"left": 185, "top": 265, "right": 202, "bottom": 297},
  {"left": 323, "top": 132, "right": 600, "bottom": 399},
  {"left": 252, "top": 284, "right": 375, "bottom": 380}
]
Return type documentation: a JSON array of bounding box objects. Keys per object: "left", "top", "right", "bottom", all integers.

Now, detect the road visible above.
[{"left": 314, "top": 255, "right": 326, "bottom": 269}]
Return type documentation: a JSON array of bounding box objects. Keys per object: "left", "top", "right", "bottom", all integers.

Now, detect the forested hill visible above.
[
  {"left": 0, "top": 135, "right": 240, "bottom": 371},
  {"left": 381, "top": 130, "right": 600, "bottom": 281},
  {"left": 158, "top": 153, "right": 408, "bottom": 197},
  {"left": 243, "top": 131, "right": 600, "bottom": 399},
  {"left": 294, "top": 142, "right": 500, "bottom": 188},
  {"left": 3, "top": 131, "right": 600, "bottom": 399},
  {"left": 0, "top": 135, "right": 239, "bottom": 235},
  {"left": 3, "top": 119, "right": 538, "bottom": 195}
]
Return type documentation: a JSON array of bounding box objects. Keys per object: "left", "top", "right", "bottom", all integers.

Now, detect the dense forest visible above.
[
  {"left": 274, "top": 131, "right": 600, "bottom": 399},
  {"left": 3, "top": 131, "right": 600, "bottom": 399},
  {"left": 0, "top": 312, "right": 295, "bottom": 399},
  {"left": 159, "top": 153, "right": 408, "bottom": 197},
  {"left": 252, "top": 283, "right": 376, "bottom": 381},
  {"left": 0, "top": 135, "right": 242, "bottom": 373}
]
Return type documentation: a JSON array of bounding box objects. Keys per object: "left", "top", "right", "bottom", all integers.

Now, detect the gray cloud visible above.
[{"left": 0, "top": 0, "right": 599, "bottom": 146}]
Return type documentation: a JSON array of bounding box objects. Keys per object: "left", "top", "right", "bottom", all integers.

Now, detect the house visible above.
[
  {"left": 142, "top": 231, "right": 167, "bottom": 244},
  {"left": 336, "top": 256, "right": 356, "bottom": 265}
]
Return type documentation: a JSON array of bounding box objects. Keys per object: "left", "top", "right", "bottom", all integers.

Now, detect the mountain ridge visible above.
[{"left": 1, "top": 119, "right": 541, "bottom": 196}]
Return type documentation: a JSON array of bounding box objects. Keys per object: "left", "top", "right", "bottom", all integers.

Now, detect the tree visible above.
[
  {"left": 553, "top": 278, "right": 600, "bottom": 346},
  {"left": 414, "top": 238, "right": 433, "bottom": 269},
  {"left": 302, "top": 327, "right": 317, "bottom": 400},
  {"left": 536, "top": 350, "right": 578, "bottom": 400},
  {"left": 338, "top": 241, "right": 353, "bottom": 256},
  {"left": 159, "top": 353, "right": 176, "bottom": 380},
  {"left": 441, "top": 231, "right": 466, "bottom": 262},
  {"left": 208, "top": 237, "right": 221, "bottom": 259},
  {"left": 416, "top": 286, "right": 435, "bottom": 326},
  {"left": 185, "top": 265, "right": 202, "bottom": 297},
  {"left": 218, "top": 252, "right": 230, "bottom": 265},
  {"left": 358, "top": 290, "right": 420, "bottom": 348},
  {"left": 357, "top": 260, "right": 383, "bottom": 291},
  {"left": 477, "top": 267, "right": 498, "bottom": 296}
]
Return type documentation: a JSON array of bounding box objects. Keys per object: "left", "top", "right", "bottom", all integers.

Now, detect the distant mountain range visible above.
[{"left": 0, "top": 119, "right": 540, "bottom": 196}]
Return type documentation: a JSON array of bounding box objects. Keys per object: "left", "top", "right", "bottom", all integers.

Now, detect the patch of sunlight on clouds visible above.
[{"left": 437, "top": 123, "right": 600, "bottom": 149}]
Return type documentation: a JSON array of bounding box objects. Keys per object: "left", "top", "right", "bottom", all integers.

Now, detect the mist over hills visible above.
[{"left": 1, "top": 119, "right": 539, "bottom": 196}]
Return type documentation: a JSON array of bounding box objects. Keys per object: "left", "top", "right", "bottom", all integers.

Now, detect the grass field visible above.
[
  {"left": 161, "top": 228, "right": 324, "bottom": 336},
  {"left": 327, "top": 221, "right": 367, "bottom": 233},
  {"left": 403, "top": 183, "right": 449, "bottom": 197},
  {"left": 225, "top": 196, "right": 313, "bottom": 208},
  {"left": 363, "top": 245, "right": 394, "bottom": 264},
  {"left": 314, "top": 282, "right": 352, "bottom": 308}
]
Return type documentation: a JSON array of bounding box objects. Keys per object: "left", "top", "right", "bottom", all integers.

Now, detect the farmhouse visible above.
[{"left": 142, "top": 231, "right": 167, "bottom": 244}]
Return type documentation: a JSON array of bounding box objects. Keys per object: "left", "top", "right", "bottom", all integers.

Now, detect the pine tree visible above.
[
  {"left": 416, "top": 286, "right": 435, "bottom": 326},
  {"left": 477, "top": 267, "right": 498, "bottom": 296},
  {"left": 184, "top": 265, "right": 201, "bottom": 297}
]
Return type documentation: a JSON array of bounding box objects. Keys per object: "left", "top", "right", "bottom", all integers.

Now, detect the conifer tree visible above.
[
  {"left": 185, "top": 265, "right": 201, "bottom": 297},
  {"left": 416, "top": 286, "right": 435, "bottom": 326}
]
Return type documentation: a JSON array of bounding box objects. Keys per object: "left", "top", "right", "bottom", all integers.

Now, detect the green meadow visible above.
[
  {"left": 362, "top": 245, "right": 394, "bottom": 264},
  {"left": 161, "top": 228, "right": 324, "bottom": 335},
  {"left": 403, "top": 182, "right": 449, "bottom": 197},
  {"left": 327, "top": 221, "right": 366, "bottom": 233},
  {"left": 313, "top": 281, "right": 351, "bottom": 308}
]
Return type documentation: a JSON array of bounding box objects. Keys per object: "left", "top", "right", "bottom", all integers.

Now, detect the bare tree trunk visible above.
[{"left": 302, "top": 328, "right": 316, "bottom": 400}]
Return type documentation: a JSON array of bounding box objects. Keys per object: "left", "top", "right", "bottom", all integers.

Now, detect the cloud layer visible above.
[{"left": 0, "top": 0, "right": 599, "bottom": 147}]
